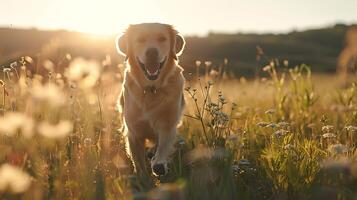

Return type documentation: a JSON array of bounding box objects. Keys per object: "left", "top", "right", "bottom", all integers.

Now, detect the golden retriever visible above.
[{"left": 116, "top": 23, "right": 185, "bottom": 177}]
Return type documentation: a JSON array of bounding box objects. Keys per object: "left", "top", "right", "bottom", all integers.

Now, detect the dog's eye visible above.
[
  {"left": 137, "top": 37, "right": 146, "bottom": 43},
  {"left": 158, "top": 36, "right": 167, "bottom": 42}
]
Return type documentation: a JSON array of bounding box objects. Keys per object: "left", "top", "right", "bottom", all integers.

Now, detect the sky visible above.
[{"left": 1, "top": 0, "right": 357, "bottom": 36}]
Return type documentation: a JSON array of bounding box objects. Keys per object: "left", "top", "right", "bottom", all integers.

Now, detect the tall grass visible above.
[{"left": 0, "top": 55, "right": 356, "bottom": 200}]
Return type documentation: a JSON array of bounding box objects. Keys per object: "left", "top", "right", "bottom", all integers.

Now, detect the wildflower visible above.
[
  {"left": 102, "top": 55, "right": 111, "bottom": 67},
  {"left": 65, "top": 53, "right": 72, "bottom": 60},
  {"left": 24, "top": 56, "right": 34, "bottom": 64},
  {"left": 322, "top": 132, "right": 336, "bottom": 139},
  {"left": 0, "top": 112, "right": 34, "bottom": 138},
  {"left": 328, "top": 144, "right": 348, "bottom": 154},
  {"left": 84, "top": 138, "right": 92, "bottom": 147},
  {"left": 283, "top": 60, "right": 289, "bottom": 67},
  {"left": 43, "top": 59, "right": 54, "bottom": 71},
  {"left": 0, "top": 164, "right": 31, "bottom": 193},
  {"left": 3, "top": 68, "right": 11, "bottom": 73},
  {"left": 204, "top": 61, "right": 212, "bottom": 67},
  {"left": 38, "top": 120, "right": 73, "bottom": 139},
  {"left": 322, "top": 125, "right": 334, "bottom": 132},
  {"left": 210, "top": 69, "right": 219, "bottom": 77},
  {"left": 265, "top": 109, "right": 276, "bottom": 115},
  {"left": 262, "top": 65, "right": 271, "bottom": 72},
  {"left": 214, "top": 111, "right": 229, "bottom": 127},
  {"left": 266, "top": 123, "right": 278, "bottom": 128},
  {"left": 10, "top": 62, "right": 17, "bottom": 69},
  {"left": 274, "top": 129, "right": 289, "bottom": 138},
  {"left": 345, "top": 125, "right": 357, "bottom": 132},
  {"left": 65, "top": 58, "right": 100, "bottom": 89},
  {"left": 278, "top": 121, "right": 290, "bottom": 127},
  {"left": 284, "top": 144, "right": 294, "bottom": 150},
  {"left": 31, "top": 83, "right": 65, "bottom": 107},
  {"left": 224, "top": 58, "right": 228, "bottom": 65},
  {"left": 219, "top": 95, "right": 227, "bottom": 104},
  {"left": 208, "top": 102, "right": 218, "bottom": 108},
  {"left": 256, "top": 122, "right": 269, "bottom": 127}
]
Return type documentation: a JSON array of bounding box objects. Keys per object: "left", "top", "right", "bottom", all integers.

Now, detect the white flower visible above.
[
  {"left": 38, "top": 120, "right": 73, "bottom": 139},
  {"left": 0, "top": 112, "right": 34, "bottom": 138},
  {"left": 322, "top": 125, "right": 334, "bottom": 132},
  {"left": 10, "top": 62, "right": 17, "bottom": 69},
  {"left": 0, "top": 164, "right": 31, "bottom": 193},
  {"left": 43, "top": 59, "right": 54, "bottom": 71},
  {"left": 274, "top": 129, "right": 289, "bottom": 138},
  {"left": 322, "top": 132, "right": 336, "bottom": 139},
  {"left": 345, "top": 125, "right": 357, "bottom": 132},
  {"left": 284, "top": 144, "right": 294, "bottom": 150},
  {"left": 31, "top": 83, "right": 65, "bottom": 107},
  {"left": 66, "top": 58, "right": 100, "bottom": 89},
  {"left": 262, "top": 65, "right": 271, "bottom": 72},
  {"left": 84, "top": 138, "right": 92, "bottom": 147},
  {"left": 278, "top": 122, "right": 290, "bottom": 127}
]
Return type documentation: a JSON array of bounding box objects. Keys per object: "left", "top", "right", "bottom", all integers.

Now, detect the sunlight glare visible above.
[{"left": 52, "top": 0, "right": 170, "bottom": 35}]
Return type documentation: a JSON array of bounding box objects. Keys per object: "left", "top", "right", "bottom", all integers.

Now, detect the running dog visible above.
[{"left": 116, "top": 23, "right": 185, "bottom": 177}]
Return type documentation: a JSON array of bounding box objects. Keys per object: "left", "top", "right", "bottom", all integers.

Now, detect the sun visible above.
[{"left": 52, "top": 0, "right": 169, "bottom": 35}]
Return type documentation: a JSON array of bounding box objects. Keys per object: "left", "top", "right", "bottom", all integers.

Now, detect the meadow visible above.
[{"left": 0, "top": 54, "right": 356, "bottom": 200}]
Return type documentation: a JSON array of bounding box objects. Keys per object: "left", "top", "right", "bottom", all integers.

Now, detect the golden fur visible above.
[{"left": 116, "top": 23, "right": 185, "bottom": 177}]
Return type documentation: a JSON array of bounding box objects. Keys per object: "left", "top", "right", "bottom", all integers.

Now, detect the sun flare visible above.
[{"left": 49, "top": 0, "right": 170, "bottom": 35}]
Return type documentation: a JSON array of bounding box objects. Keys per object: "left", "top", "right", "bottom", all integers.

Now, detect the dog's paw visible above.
[{"left": 152, "top": 163, "right": 168, "bottom": 176}]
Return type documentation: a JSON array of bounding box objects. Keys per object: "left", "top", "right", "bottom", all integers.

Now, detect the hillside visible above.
[{"left": 0, "top": 24, "right": 353, "bottom": 77}]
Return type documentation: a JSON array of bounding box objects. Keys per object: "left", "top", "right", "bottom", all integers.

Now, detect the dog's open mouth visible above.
[{"left": 137, "top": 57, "right": 166, "bottom": 81}]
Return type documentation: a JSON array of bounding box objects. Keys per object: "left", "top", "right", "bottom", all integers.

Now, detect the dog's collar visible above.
[{"left": 143, "top": 85, "right": 157, "bottom": 94}]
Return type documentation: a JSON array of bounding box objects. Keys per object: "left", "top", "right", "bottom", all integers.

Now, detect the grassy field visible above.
[{"left": 0, "top": 56, "right": 356, "bottom": 200}]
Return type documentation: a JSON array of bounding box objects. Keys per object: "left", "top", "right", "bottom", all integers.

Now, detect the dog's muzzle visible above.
[{"left": 137, "top": 57, "right": 166, "bottom": 81}]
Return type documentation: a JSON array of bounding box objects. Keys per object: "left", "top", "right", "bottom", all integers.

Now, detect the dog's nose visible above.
[
  {"left": 145, "top": 48, "right": 158, "bottom": 60},
  {"left": 152, "top": 163, "right": 167, "bottom": 176}
]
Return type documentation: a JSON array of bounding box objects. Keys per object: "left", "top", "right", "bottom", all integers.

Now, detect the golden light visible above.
[{"left": 47, "top": 0, "right": 170, "bottom": 35}]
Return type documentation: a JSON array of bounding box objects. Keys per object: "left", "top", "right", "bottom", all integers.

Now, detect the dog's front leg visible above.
[
  {"left": 128, "top": 135, "right": 148, "bottom": 176},
  {"left": 151, "top": 127, "right": 177, "bottom": 176}
]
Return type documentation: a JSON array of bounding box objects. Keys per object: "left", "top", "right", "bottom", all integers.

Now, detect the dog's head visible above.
[{"left": 116, "top": 23, "right": 185, "bottom": 81}]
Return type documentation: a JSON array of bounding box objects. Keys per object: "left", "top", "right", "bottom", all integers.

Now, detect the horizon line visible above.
[{"left": 1, "top": 22, "right": 356, "bottom": 37}]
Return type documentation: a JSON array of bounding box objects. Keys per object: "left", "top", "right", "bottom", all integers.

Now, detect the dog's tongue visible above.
[{"left": 146, "top": 63, "right": 160, "bottom": 73}]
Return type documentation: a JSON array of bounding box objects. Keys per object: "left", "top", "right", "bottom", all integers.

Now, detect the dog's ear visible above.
[
  {"left": 175, "top": 34, "right": 185, "bottom": 56},
  {"left": 116, "top": 33, "right": 128, "bottom": 58}
]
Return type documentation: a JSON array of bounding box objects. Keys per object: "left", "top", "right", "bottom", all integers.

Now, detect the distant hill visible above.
[{"left": 0, "top": 24, "right": 353, "bottom": 77}]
